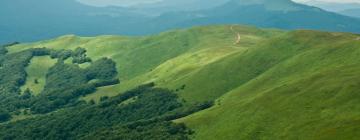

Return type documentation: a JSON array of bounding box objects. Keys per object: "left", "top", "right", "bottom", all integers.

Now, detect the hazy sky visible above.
[
  {"left": 78, "top": 0, "right": 360, "bottom": 7},
  {"left": 293, "top": 0, "right": 360, "bottom": 3},
  {"left": 77, "top": 0, "right": 162, "bottom": 7}
]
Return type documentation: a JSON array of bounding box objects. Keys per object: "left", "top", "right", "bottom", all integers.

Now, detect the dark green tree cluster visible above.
[
  {"left": 0, "top": 51, "right": 32, "bottom": 94},
  {"left": 0, "top": 42, "right": 19, "bottom": 55},
  {"left": 0, "top": 46, "right": 214, "bottom": 139},
  {"left": 0, "top": 47, "right": 119, "bottom": 115},
  {"left": 0, "top": 47, "right": 7, "bottom": 55},
  {"left": 49, "top": 47, "right": 92, "bottom": 64},
  {"left": 0, "top": 50, "right": 37, "bottom": 113},
  {"left": 82, "top": 122, "right": 190, "bottom": 140},
  {"left": 0, "top": 84, "right": 192, "bottom": 140},
  {"left": 30, "top": 57, "right": 119, "bottom": 114},
  {"left": 0, "top": 109, "right": 11, "bottom": 123},
  {"left": 50, "top": 49, "right": 72, "bottom": 60},
  {"left": 0, "top": 48, "right": 52, "bottom": 119},
  {"left": 29, "top": 61, "right": 92, "bottom": 113},
  {"left": 50, "top": 47, "right": 91, "bottom": 63},
  {"left": 2, "top": 42, "right": 20, "bottom": 47},
  {"left": 86, "top": 58, "right": 118, "bottom": 80},
  {"left": 0, "top": 46, "right": 7, "bottom": 55},
  {"left": 29, "top": 48, "right": 51, "bottom": 56},
  {"left": 72, "top": 47, "right": 91, "bottom": 64}
]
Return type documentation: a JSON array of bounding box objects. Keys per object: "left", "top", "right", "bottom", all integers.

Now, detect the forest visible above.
[
  {"left": 0, "top": 44, "right": 212, "bottom": 139},
  {"left": 0, "top": 45, "right": 119, "bottom": 119}
]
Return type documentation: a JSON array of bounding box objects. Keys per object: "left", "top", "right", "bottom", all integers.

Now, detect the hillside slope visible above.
[
  {"left": 9, "top": 25, "right": 283, "bottom": 103},
  {"left": 4, "top": 25, "right": 360, "bottom": 139},
  {"left": 177, "top": 31, "right": 360, "bottom": 140}
]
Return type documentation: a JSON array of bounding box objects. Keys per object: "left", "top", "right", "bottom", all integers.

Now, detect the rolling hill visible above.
[{"left": 2, "top": 25, "right": 360, "bottom": 139}]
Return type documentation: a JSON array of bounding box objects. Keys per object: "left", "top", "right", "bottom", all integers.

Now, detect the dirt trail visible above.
[
  {"left": 230, "top": 25, "right": 241, "bottom": 45},
  {"left": 356, "top": 37, "right": 360, "bottom": 41}
]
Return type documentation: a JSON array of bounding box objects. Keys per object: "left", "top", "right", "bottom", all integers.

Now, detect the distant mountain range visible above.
[
  {"left": 302, "top": 0, "right": 360, "bottom": 18},
  {"left": 123, "top": 0, "right": 231, "bottom": 16},
  {"left": 1, "top": 0, "right": 360, "bottom": 43},
  {"left": 340, "top": 8, "right": 360, "bottom": 18},
  {"left": 147, "top": 0, "right": 360, "bottom": 33},
  {"left": 303, "top": 0, "right": 360, "bottom": 11},
  {"left": 0, "top": 0, "right": 152, "bottom": 43}
]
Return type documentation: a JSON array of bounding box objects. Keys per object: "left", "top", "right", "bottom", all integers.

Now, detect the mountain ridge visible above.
[{"left": 1, "top": 0, "right": 360, "bottom": 44}]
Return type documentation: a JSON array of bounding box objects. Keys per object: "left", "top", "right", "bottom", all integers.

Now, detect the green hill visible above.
[
  {"left": 177, "top": 30, "right": 360, "bottom": 140},
  {"left": 2, "top": 25, "right": 360, "bottom": 139}
]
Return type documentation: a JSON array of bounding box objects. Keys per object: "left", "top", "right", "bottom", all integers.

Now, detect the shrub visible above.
[{"left": 86, "top": 58, "right": 118, "bottom": 80}]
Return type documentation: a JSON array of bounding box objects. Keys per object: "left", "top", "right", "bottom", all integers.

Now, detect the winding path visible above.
[{"left": 230, "top": 25, "right": 241, "bottom": 45}]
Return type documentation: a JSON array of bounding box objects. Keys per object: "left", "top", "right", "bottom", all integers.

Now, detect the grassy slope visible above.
[
  {"left": 20, "top": 56, "right": 57, "bottom": 95},
  {"left": 7, "top": 25, "right": 360, "bottom": 139},
  {"left": 177, "top": 31, "right": 360, "bottom": 140},
  {"left": 82, "top": 26, "right": 283, "bottom": 103},
  {"left": 9, "top": 25, "right": 282, "bottom": 103}
]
